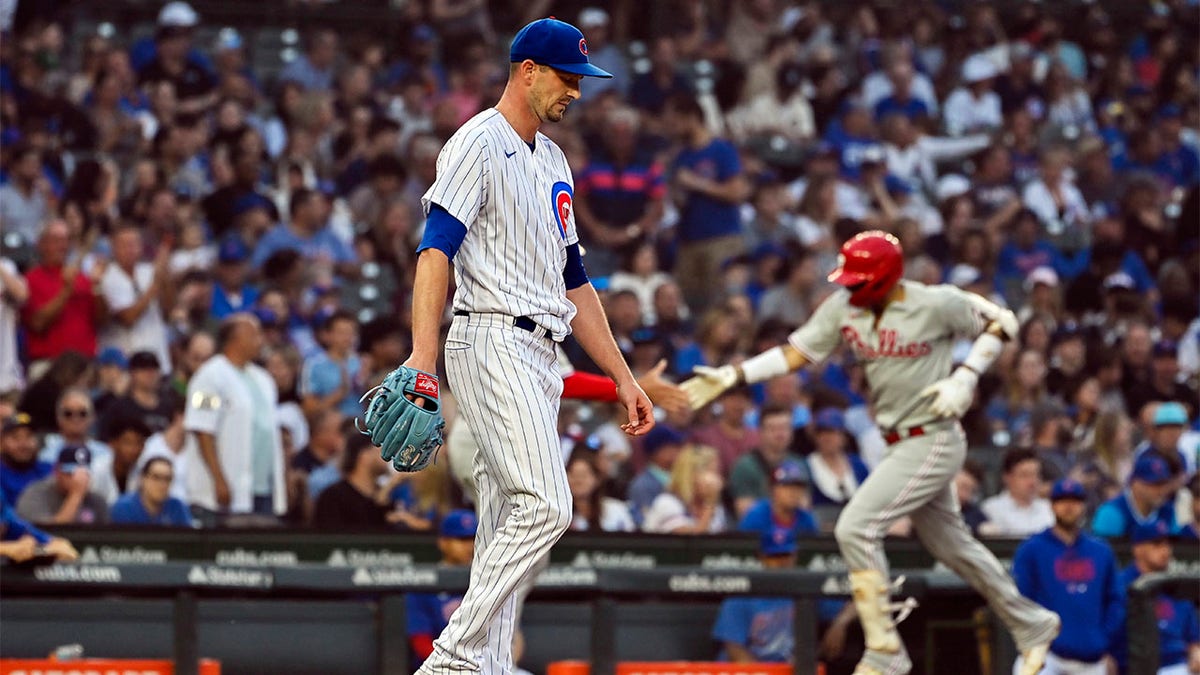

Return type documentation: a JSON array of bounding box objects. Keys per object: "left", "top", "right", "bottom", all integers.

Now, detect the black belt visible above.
[{"left": 453, "top": 311, "right": 548, "bottom": 337}]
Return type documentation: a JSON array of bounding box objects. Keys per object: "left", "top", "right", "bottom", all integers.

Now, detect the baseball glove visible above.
[{"left": 357, "top": 366, "right": 446, "bottom": 472}]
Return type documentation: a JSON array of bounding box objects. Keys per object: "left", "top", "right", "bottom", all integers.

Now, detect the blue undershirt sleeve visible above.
[
  {"left": 416, "top": 204, "right": 468, "bottom": 260},
  {"left": 563, "top": 242, "right": 589, "bottom": 290}
]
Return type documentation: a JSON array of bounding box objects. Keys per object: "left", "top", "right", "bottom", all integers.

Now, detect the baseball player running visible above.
[
  {"left": 402, "top": 18, "right": 654, "bottom": 674},
  {"left": 683, "top": 231, "right": 1060, "bottom": 675}
]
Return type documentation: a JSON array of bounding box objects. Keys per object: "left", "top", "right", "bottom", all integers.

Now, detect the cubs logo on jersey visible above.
[{"left": 551, "top": 181, "right": 573, "bottom": 240}]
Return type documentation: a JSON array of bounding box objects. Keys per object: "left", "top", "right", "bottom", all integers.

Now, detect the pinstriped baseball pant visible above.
[
  {"left": 418, "top": 315, "right": 571, "bottom": 674},
  {"left": 834, "top": 422, "right": 1053, "bottom": 647}
]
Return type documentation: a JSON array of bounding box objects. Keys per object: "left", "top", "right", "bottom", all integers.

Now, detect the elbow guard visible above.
[{"left": 965, "top": 292, "right": 1019, "bottom": 341}]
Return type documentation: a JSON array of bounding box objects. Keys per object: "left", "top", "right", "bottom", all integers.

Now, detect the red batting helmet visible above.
[{"left": 828, "top": 231, "right": 904, "bottom": 308}]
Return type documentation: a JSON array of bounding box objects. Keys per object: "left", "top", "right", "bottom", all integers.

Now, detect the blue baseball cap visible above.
[
  {"left": 1131, "top": 520, "right": 1172, "bottom": 545},
  {"left": 510, "top": 18, "right": 613, "bottom": 78},
  {"left": 232, "top": 192, "right": 273, "bottom": 219},
  {"left": 813, "top": 408, "right": 844, "bottom": 431},
  {"left": 218, "top": 234, "right": 250, "bottom": 264},
  {"left": 440, "top": 509, "right": 478, "bottom": 538},
  {"left": 1154, "top": 402, "right": 1189, "bottom": 427},
  {"left": 1156, "top": 103, "right": 1182, "bottom": 120},
  {"left": 644, "top": 425, "right": 685, "bottom": 454},
  {"left": 1050, "top": 478, "right": 1086, "bottom": 501},
  {"left": 97, "top": 346, "right": 129, "bottom": 369},
  {"left": 772, "top": 459, "right": 810, "bottom": 486},
  {"left": 1132, "top": 452, "right": 1175, "bottom": 484},
  {"left": 884, "top": 174, "right": 915, "bottom": 195}
]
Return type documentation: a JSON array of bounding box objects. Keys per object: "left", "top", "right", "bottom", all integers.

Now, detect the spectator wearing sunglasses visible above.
[
  {"left": 39, "top": 388, "right": 119, "bottom": 504},
  {"left": 111, "top": 457, "right": 193, "bottom": 527}
]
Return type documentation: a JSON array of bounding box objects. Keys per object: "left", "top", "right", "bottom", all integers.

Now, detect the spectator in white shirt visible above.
[
  {"left": 980, "top": 447, "right": 1055, "bottom": 537},
  {"left": 943, "top": 55, "right": 1004, "bottom": 137},
  {"left": 1021, "top": 145, "right": 1091, "bottom": 235},
  {"left": 0, "top": 257, "right": 29, "bottom": 394},
  {"left": 881, "top": 113, "right": 991, "bottom": 199},
  {"left": 99, "top": 226, "right": 173, "bottom": 373}
]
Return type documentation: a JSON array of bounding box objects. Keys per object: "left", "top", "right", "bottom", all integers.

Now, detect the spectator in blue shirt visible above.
[
  {"left": 1155, "top": 105, "right": 1200, "bottom": 188},
  {"left": 715, "top": 469, "right": 858, "bottom": 667},
  {"left": 252, "top": 188, "right": 356, "bottom": 276},
  {"left": 627, "top": 425, "right": 686, "bottom": 526},
  {"left": 0, "top": 499, "right": 78, "bottom": 562},
  {"left": 278, "top": 29, "right": 338, "bottom": 93},
  {"left": 1013, "top": 479, "right": 1124, "bottom": 674},
  {"left": 0, "top": 413, "right": 51, "bottom": 508},
  {"left": 299, "top": 310, "right": 365, "bottom": 419},
  {"left": 211, "top": 235, "right": 260, "bottom": 320},
  {"left": 1114, "top": 521, "right": 1200, "bottom": 674},
  {"left": 872, "top": 61, "right": 930, "bottom": 126},
  {"left": 110, "top": 457, "right": 193, "bottom": 527},
  {"left": 1092, "top": 451, "right": 1179, "bottom": 538},
  {"left": 662, "top": 93, "right": 751, "bottom": 312},
  {"left": 407, "top": 509, "right": 477, "bottom": 670}
]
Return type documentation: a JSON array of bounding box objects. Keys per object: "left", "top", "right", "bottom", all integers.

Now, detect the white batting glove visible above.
[
  {"left": 680, "top": 365, "right": 738, "bottom": 410},
  {"left": 918, "top": 367, "right": 978, "bottom": 418}
]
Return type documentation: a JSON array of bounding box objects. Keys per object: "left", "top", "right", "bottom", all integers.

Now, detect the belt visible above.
[
  {"left": 883, "top": 425, "right": 926, "bottom": 445},
  {"left": 453, "top": 311, "right": 552, "bottom": 340}
]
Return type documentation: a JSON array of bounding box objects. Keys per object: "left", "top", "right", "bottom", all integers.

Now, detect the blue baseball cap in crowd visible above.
[
  {"left": 218, "top": 234, "right": 250, "bottom": 264},
  {"left": 97, "top": 346, "right": 129, "bottom": 369},
  {"left": 1154, "top": 402, "right": 1189, "bottom": 427},
  {"left": 510, "top": 18, "right": 613, "bottom": 78},
  {"left": 644, "top": 425, "right": 685, "bottom": 455},
  {"left": 884, "top": 174, "right": 915, "bottom": 196},
  {"left": 1132, "top": 452, "right": 1175, "bottom": 484},
  {"left": 1131, "top": 520, "right": 1172, "bottom": 545},
  {"left": 813, "top": 408, "right": 844, "bottom": 431},
  {"left": 1049, "top": 478, "right": 1086, "bottom": 501},
  {"left": 232, "top": 192, "right": 273, "bottom": 219},
  {"left": 772, "top": 459, "right": 810, "bottom": 486},
  {"left": 1153, "top": 340, "right": 1178, "bottom": 359},
  {"left": 1156, "top": 104, "right": 1182, "bottom": 120},
  {"left": 57, "top": 445, "right": 93, "bottom": 473},
  {"left": 440, "top": 509, "right": 478, "bottom": 538},
  {"left": 1, "top": 412, "right": 33, "bottom": 434}
]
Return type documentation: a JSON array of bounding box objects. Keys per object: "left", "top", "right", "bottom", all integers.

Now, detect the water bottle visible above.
[{"left": 52, "top": 644, "right": 84, "bottom": 660}]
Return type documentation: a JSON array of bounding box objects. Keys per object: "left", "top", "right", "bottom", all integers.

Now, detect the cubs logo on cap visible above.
[
  {"left": 510, "top": 18, "right": 613, "bottom": 78},
  {"left": 551, "top": 181, "right": 573, "bottom": 240}
]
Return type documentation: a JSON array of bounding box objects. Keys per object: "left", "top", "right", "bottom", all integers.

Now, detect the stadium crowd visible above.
[
  {"left": 1, "top": 0, "right": 1198, "bottom": 670},
  {"left": 0, "top": 0, "right": 1197, "bottom": 536}
]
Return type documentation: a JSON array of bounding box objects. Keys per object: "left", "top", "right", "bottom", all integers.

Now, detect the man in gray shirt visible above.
[
  {"left": 16, "top": 446, "right": 109, "bottom": 525},
  {"left": 0, "top": 144, "right": 51, "bottom": 246}
]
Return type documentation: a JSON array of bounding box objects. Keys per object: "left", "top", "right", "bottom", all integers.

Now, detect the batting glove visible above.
[
  {"left": 919, "top": 367, "right": 978, "bottom": 418},
  {"left": 680, "top": 365, "right": 738, "bottom": 410}
]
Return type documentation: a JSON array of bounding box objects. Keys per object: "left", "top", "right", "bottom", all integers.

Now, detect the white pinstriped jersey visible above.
[
  {"left": 422, "top": 109, "right": 580, "bottom": 340},
  {"left": 788, "top": 281, "right": 987, "bottom": 429}
]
